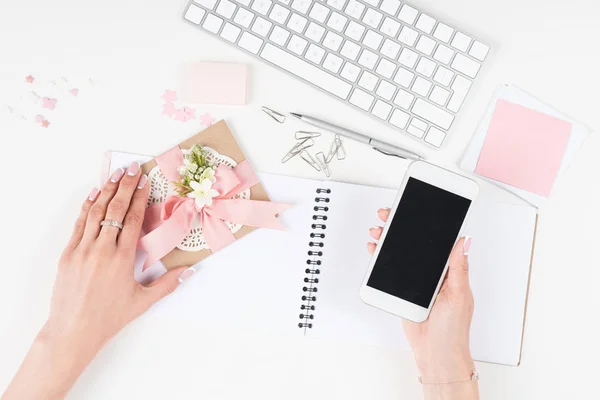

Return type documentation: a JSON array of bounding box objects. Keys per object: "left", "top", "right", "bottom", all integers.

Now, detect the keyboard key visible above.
[
  {"left": 433, "top": 23, "right": 454, "bottom": 43},
  {"left": 393, "top": 89, "right": 414, "bottom": 109},
  {"left": 185, "top": 5, "right": 206, "bottom": 24},
  {"left": 363, "top": 8, "right": 383, "bottom": 29},
  {"left": 380, "top": 39, "right": 400, "bottom": 59},
  {"left": 270, "top": 4, "right": 290, "bottom": 24},
  {"left": 234, "top": 7, "right": 254, "bottom": 28},
  {"left": 340, "top": 40, "right": 361, "bottom": 60},
  {"left": 425, "top": 126, "right": 446, "bottom": 147},
  {"left": 340, "top": 62, "right": 361, "bottom": 82},
  {"left": 345, "top": 21, "right": 366, "bottom": 41},
  {"left": 433, "top": 66, "right": 453, "bottom": 86},
  {"left": 469, "top": 41, "right": 490, "bottom": 61},
  {"left": 309, "top": 3, "right": 330, "bottom": 23},
  {"left": 398, "top": 26, "right": 418, "bottom": 46},
  {"left": 376, "top": 80, "right": 396, "bottom": 100},
  {"left": 349, "top": 88, "right": 375, "bottom": 110},
  {"left": 287, "top": 13, "right": 308, "bottom": 33},
  {"left": 451, "top": 32, "right": 471, "bottom": 52},
  {"left": 234, "top": 0, "right": 251, "bottom": 5},
  {"left": 372, "top": 100, "right": 392, "bottom": 120},
  {"left": 305, "top": 43, "right": 326, "bottom": 64},
  {"left": 291, "top": 0, "right": 311, "bottom": 14},
  {"left": 447, "top": 75, "right": 471, "bottom": 112},
  {"left": 451, "top": 54, "right": 480, "bottom": 78},
  {"left": 358, "top": 49, "right": 378, "bottom": 69},
  {"left": 429, "top": 86, "right": 450, "bottom": 106},
  {"left": 380, "top": 17, "right": 400, "bottom": 37},
  {"left": 411, "top": 76, "right": 432, "bottom": 96},
  {"left": 203, "top": 13, "right": 224, "bottom": 33},
  {"left": 358, "top": 71, "right": 379, "bottom": 91},
  {"left": 398, "top": 4, "right": 418, "bottom": 25},
  {"left": 288, "top": 34, "right": 308, "bottom": 54},
  {"left": 238, "top": 31, "right": 263, "bottom": 53},
  {"left": 412, "top": 98, "right": 454, "bottom": 130},
  {"left": 327, "top": 0, "right": 347, "bottom": 11},
  {"left": 221, "top": 22, "right": 241, "bottom": 42},
  {"left": 380, "top": 0, "right": 400, "bottom": 15},
  {"left": 327, "top": 12, "right": 348, "bottom": 32},
  {"left": 433, "top": 44, "right": 454, "bottom": 65},
  {"left": 323, "top": 31, "right": 343, "bottom": 51},
  {"left": 323, "top": 53, "right": 344, "bottom": 73},
  {"left": 415, "top": 13, "right": 436, "bottom": 34},
  {"left": 376, "top": 58, "right": 396, "bottom": 79},
  {"left": 252, "top": 0, "right": 273, "bottom": 15},
  {"left": 216, "top": 0, "right": 237, "bottom": 18},
  {"left": 252, "top": 17, "right": 273, "bottom": 37},
  {"left": 416, "top": 36, "right": 436, "bottom": 56},
  {"left": 416, "top": 58, "right": 436, "bottom": 78},
  {"left": 194, "top": 0, "right": 217, "bottom": 10},
  {"left": 363, "top": 0, "right": 380, "bottom": 6},
  {"left": 411, "top": 117, "right": 427, "bottom": 131},
  {"left": 407, "top": 119, "right": 426, "bottom": 138},
  {"left": 305, "top": 22, "right": 326, "bottom": 42},
  {"left": 362, "top": 30, "right": 383, "bottom": 50},
  {"left": 393, "top": 67, "right": 414, "bottom": 88},
  {"left": 270, "top": 25, "right": 291, "bottom": 45},
  {"left": 261, "top": 44, "right": 352, "bottom": 98},
  {"left": 398, "top": 48, "right": 418, "bottom": 68},
  {"left": 345, "top": 0, "right": 365, "bottom": 19},
  {"left": 390, "top": 109, "right": 410, "bottom": 129}
]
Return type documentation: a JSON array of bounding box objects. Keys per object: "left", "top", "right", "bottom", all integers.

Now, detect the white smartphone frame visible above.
[{"left": 359, "top": 161, "right": 479, "bottom": 323}]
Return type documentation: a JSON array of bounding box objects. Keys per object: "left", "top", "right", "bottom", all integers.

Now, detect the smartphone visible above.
[{"left": 359, "top": 161, "right": 478, "bottom": 323}]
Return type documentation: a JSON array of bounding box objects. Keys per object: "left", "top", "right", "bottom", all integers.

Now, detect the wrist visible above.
[{"left": 415, "top": 351, "right": 475, "bottom": 383}]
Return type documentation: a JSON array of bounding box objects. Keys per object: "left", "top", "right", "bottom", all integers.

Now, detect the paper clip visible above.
[
  {"left": 295, "top": 131, "right": 321, "bottom": 140},
  {"left": 282, "top": 138, "right": 314, "bottom": 163},
  {"left": 335, "top": 135, "right": 346, "bottom": 160},
  {"left": 315, "top": 152, "right": 331, "bottom": 177},
  {"left": 300, "top": 150, "right": 321, "bottom": 171},
  {"left": 262, "top": 106, "right": 286, "bottom": 123}
]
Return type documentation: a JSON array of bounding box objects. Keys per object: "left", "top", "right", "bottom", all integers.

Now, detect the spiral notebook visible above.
[{"left": 106, "top": 153, "right": 537, "bottom": 366}]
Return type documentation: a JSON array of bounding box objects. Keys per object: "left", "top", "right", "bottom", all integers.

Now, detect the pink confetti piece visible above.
[
  {"left": 42, "top": 97, "right": 57, "bottom": 110},
  {"left": 25, "top": 75, "right": 35, "bottom": 83},
  {"left": 199, "top": 112, "right": 215, "bottom": 126},
  {"left": 173, "top": 108, "right": 194, "bottom": 122},
  {"left": 162, "top": 89, "right": 177, "bottom": 103},
  {"left": 41, "top": 120, "right": 50, "bottom": 128},
  {"left": 182, "top": 107, "right": 196, "bottom": 119},
  {"left": 35, "top": 114, "right": 45, "bottom": 123},
  {"left": 69, "top": 88, "right": 79, "bottom": 96},
  {"left": 162, "top": 102, "right": 176, "bottom": 118}
]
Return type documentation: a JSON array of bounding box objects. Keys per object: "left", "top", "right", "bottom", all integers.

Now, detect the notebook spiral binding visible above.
[{"left": 299, "top": 187, "right": 331, "bottom": 330}]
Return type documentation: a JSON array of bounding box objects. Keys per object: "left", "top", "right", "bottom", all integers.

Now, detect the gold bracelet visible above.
[{"left": 418, "top": 370, "right": 479, "bottom": 385}]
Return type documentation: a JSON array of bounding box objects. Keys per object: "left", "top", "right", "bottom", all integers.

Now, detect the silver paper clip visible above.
[
  {"left": 282, "top": 138, "right": 314, "bottom": 163},
  {"left": 300, "top": 150, "right": 321, "bottom": 171},
  {"left": 315, "top": 152, "right": 331, "bottom": 177},
  {"left": 335, "top": 135, "right": 346, "bottom": 160},
  {"left": 295, "top": 131, "right": 321, "bottom": 140},
  {"left": 262, "top": 106, "right": 286, "bottom": 123}
]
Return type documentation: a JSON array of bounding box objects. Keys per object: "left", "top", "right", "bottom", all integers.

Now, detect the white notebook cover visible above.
[{"left": 106, "top": 153, "right": 537, "bottom": 366}]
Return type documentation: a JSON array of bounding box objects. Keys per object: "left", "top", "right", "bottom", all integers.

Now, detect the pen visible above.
[{"left": 290, "top": 113, "right": 424, "bottom": 161}]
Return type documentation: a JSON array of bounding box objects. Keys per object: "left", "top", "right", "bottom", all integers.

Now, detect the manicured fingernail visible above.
[
  {"left": 178, "top": 267, "right": 195, "bottom": 283},
  {"left": 110, "top": 168, "right": 124, "bottom": 183},
  {"left": 370, "top": 226, "right": 381, "bottom": 232},
  {"left": 463, "top": 236, "right": 472, "bottom": 256},
  {"left": 88, "top": 187, "right": 100, "bottom": 201},
  {"left": 127, "top": 161, "right": 140, "bottom": 176},
  {"left": 137, "top": 174, "right": 148, "bottom": 189}
]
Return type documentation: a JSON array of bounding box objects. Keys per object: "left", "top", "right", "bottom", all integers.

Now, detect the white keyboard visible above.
[{"left": 184, "top": 0, "right": 490, "bottom": 148}]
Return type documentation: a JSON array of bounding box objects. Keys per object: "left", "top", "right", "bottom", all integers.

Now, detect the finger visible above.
[
  {"left": 141, "top": 266, "right": 194, "bottom": 308},
  {"left": 447, "top": 236, "right": 471, "bottom": 290},
  {"left": 367, "top": 242, "right": 377, "bottom": 255},
  {"left": 100, "top": 162, "right": 142, "bottom": 241},
  {"left": 377, "top": 208, "right": 390, "bottom": 222},
  {"left": 369, "top": 226, "right": 383, "bottom": 240},
  {"left": 82, "top": 168, "right": 125, "bottom": 243},
  {"left": 118, "top": 173, "right": 149, "bottom": 251},
  {"left": 63, "top": 188, "right": 100, "bottom": 254}
]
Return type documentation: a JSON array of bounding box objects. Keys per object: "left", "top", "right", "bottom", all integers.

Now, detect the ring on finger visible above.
[{"left": 100, "top": 219, "right": 124, "bottom": 230}]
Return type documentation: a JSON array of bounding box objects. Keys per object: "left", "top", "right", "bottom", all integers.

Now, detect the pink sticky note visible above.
[
  {"left": 475, "top": 100, "right": 572, "bottom": 197},
  {"left": 182, "top": 62, "right": 247, "bottom": 105}
]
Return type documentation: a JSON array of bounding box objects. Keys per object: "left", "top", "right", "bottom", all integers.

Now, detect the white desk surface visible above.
[{"left": 0, "top": 1, "right": 598, "bottom": 399}]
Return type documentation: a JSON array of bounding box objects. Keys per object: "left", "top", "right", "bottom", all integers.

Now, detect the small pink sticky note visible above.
[
  {"left": 475, "top": 100, "right": 572, "bottom": 197},
  {"left": 42, "top": 97, "right": 57, "bottom": 110}
]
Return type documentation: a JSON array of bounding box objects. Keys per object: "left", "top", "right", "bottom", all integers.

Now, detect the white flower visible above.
[
  {"left": 184, "top": 158, "right": 199, "bottom": 173},
  {"left": 177, "top": 166, "right": 187, "bottom": 175},
  {"left": 187, "top": 179, "right": 219, "bottom": 209},
  {"left": 200, "top": 167, "right": 216, "bottom": 183}
]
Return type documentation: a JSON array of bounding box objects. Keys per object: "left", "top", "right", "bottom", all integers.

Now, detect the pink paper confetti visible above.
[
  {"left": 199, "top": 112, "right": 215, "bottom": 126},
  {"left": 69, "top": 88, "right": 79, "bottom": 96},
  {"left": 42, "top": 97, "right": 57, "bottom": 110},
  {"left": 162, "top": 102, "right": 176, "bottom": 118},
  {"left": 25, "top": 75, "right": 35, "bottom": 83},
  {"left": 35, "top": 114, "right": 45, "bottom": 123},
  {"left": 41, "top": 120, "right": 50, "bottom": 128},
  {"left": 182, "top": 107, "right": 196, "bottom": 119},
  {"left": 173, "top": 108, "right": 194, "bottom": 122},
  {"left": 162, "top": 90, "right": 177, "bottom": 103}
]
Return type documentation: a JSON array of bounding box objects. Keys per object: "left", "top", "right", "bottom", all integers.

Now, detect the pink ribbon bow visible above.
[{"left": 138, "top": 146, "right": 290, "bottom": 270}]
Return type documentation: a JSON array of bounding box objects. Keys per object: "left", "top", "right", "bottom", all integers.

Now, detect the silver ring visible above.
[{"left": 100, "top": 220, "right": 123, "bottom": 230}]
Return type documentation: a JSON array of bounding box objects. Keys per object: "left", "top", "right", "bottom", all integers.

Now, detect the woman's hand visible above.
[
  {"left": 368, "top": 208, "right": 478, "bottom": 399},
  {"left": 2, "top": 163, "right": 192, "bottom": 400}
]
